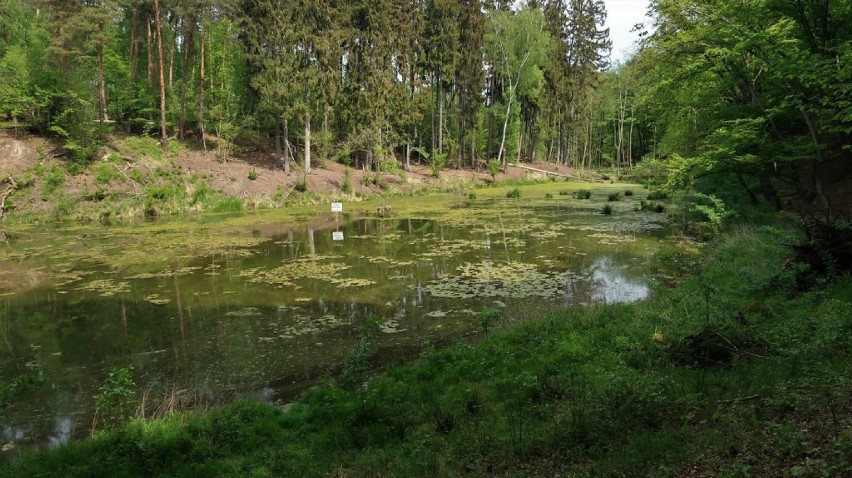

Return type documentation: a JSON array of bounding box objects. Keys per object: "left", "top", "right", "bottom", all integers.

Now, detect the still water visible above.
[{"left": 0, "top": 185, "right": 675, "bottom": 455}]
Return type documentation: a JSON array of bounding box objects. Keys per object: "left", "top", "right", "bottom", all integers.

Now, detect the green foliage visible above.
[
  {"left": 94, "top": 367, "right": 137, "bottom": 426},
  {"left": 248, "top": 169, "right": 258, "bottom": 181},
  {"left": 476, "top": 308, "right": 500, "bottom": 336},
  {"left": 295, "top": 176, "right": 308, "bottom": 193},
  {"left": 39, "top": 163, "right": 65, "bottom": 198},
  {"left": 487, "top": 159, "right": 501, "bottom": 181},
  {"left": 601, "top": 204, "right": 613, "bottom": 215},
  {"left": 340, "top": 317, "right": 384, "bottom": 391},
  {"left": 0, "top": 373, "right": 45, "bottom": 409},
  {"left": 506, "top": 188, "right": 521, "bottom": 199},
  {"left": 607, "top": 192, "right": 621, "bottom": 202},
  {"left": 341, "top": 167, "right": 353, "bottom": 194},
  {"left": 121, "top": 137, "right": 164, "bottom": 159},
  {"left": 624, "top": 190, "right": 634, "bottom": 197},
  {"left": 92, "top": 163, "right": 118, "bottom": 185},
  {"left": 646, "top": 191, "right": 668, "bottom": 201},
  {"left": 574, "top": 189, "right": 592, "bottom": 200},
  {"left": 430, "top": 152, "right": 446, "bottom": 178},
  {"left": 544, "top": 192, "right": 553, "bottom": 199},
  {"left": 690, "top": 193, "right": 735, "bottom": 237},
  {"left": 207, "top": 196, "right": 244, "bottom": 213}
]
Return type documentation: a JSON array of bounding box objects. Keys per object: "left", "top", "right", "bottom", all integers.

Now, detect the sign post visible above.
[{"left": 331, "top": 202, "right": 343, "bottom": 241}]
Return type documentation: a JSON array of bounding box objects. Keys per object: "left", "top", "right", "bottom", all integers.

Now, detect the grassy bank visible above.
[{"left": 2, "top": 225, "right": 850, "bottom": 477}]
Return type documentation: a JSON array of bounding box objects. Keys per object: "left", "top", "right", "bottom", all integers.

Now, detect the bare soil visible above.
[{"left": 0, "top": 130, "right": 588, "bottom": 221}]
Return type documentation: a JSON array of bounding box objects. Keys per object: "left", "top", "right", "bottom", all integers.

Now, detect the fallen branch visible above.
[
  {"left": 114, "top": 164, "right": 139, "bottom": 193},
  {"left": 509, "top": 163, "right": 589, "bottom": 181}
]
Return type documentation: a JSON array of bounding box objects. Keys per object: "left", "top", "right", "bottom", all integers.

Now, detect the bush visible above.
[
  {"left": 248, "top": 169, "right": 258, "bottom": 181},
  {"left": 602, "top": 204, "right": 613, "bottom": 215},
  {"left": 545, "top": 193, "right": 553, "bottom": 199},
  {"left": 647, "top": 190, "right": 668, "bottom": 201},
  {"left": 506, "top": 188, "right": 521, "bottom": 199},
  {"left": 467, "top": 191, "right": 477, "bottom": 200},
  {"left": 574, "top": 189, "right": 592, "bottom": 200},
  {"left": 94, "top": 367, "right": 137, "bottom": 427},
  {"left": 608, "top": 193, "right": 621, "bottom": 202},
  {"left": 341, "top": 167, "right": 353, "bottom": 194},
  {"left": 487, "top": 159, "right": 501, "bottom": 181},
  {"left": 295, "top": 177, "right": 308, "bottom": 192},
  {"left": 558, "top": 190, "right": 570, "bottom": 196},
  {"left": 624, "top": 190, "right": 634, "bottom": 196},
  {"left": 93, "top": 163, "right": 118, "bottom": 185}
]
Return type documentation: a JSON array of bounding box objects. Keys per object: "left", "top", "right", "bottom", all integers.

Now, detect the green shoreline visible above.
[{"left": 2, "top": 222, "right": 850, "bottom": 477}]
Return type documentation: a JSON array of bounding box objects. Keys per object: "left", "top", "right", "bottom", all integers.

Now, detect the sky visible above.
[{"left": 604, "top": 0, "right": 651, "bottom": 64}]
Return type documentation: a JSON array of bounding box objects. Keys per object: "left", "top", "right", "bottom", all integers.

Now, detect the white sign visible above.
[
  {"left": 332, "top": 231, "right": 344, "bottom": 241},
  {"left": 331, "top": 202, "right": 343, "bottom": 213}
]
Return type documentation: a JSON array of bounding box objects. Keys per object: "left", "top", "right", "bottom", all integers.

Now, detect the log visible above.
[{"left": 509, "top": 163, "right": 589, "bottom": 181}]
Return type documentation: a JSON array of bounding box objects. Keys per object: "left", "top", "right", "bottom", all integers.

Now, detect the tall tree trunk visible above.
[
  {"left": 283, "top": 118, "right": 290, "bottom": 175},
  {"left": 179, "top": 14, "right": 196, "bottom": 140},
  {"left": 168, "top": 29, "right": 175, "bottom": 89},
  {"left": 498, "top": 93, "right": 514, "bottom": 173},
  {"left": 97, "top": 24, "right": 107, "bottom": 123},
  {"left": 438, "top": 70, "right": 443, "bottom": 156},
  {"left": 154, "top": 0, "right": 168, "bottom": 152},
  {"left": 275, "top": 115, "right": 283, "bottom": 171},
  {"left": 147, "top": 16, "right": 153, "bottom": 85},
  {"left": 304, "top": 85, "right": 311, "bottom": 173},
  {"left": 130, "top": 9, "right": 139, "bottom": 81},
  {"left": 199, "top": 23, "right": 206, "bottom": 151}
]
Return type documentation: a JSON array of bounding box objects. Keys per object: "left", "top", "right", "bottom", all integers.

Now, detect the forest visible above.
[
  {"left": 1, "top": 1, "right": 851, "bottom": 476},
  {"left": 2, "top": 0, "right": 850, "bottom": 216}
]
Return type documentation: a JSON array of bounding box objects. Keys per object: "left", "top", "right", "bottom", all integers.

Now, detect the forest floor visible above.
[{"left": 0, "top": 130, "right": 594, "bottom": 224}]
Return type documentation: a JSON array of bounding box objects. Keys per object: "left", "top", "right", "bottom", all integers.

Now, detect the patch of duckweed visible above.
[
  {"left": 78, "top": 279, "right": 131, "bottom": 296},
  {"left": 225, "top": 307, "right": 263, "bottom": 318},
  {"left": 275, "top": 313, "right": 345, "bottom": 339},
  {"left": 144, "top": 294, "right": 171, "bottom": 305},
  {"left": 425, "top": 261, "right": 578, "bottom": 299}
]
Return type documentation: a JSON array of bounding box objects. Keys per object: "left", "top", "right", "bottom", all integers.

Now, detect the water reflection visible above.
[{"left": 1, "top": 212, "right": 672, "bottom": 457}]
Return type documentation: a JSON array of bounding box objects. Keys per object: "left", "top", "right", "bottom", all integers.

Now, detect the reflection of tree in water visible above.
[{"left": 565, "top": 255, "right": 649, "bottom": 305}]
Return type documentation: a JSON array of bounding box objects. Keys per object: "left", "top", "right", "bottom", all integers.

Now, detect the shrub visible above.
[
  {"left": 574, "top": 189, "right": 592, "bottom": 199},
  {"left": 545, "top": 193, "right": 553, "bottom": 199},
  {"left": 602, "top": 204, "right": 613, "bottom": 215},
  {"left": 248, "top": 169, "right": 258, "bottom": 181},
  {"left": 487, "top": 159, "right": 501, "bottom": 181},
  {"left": 295, "top": 177, "right": 308, "bottom": 192},
  {"left": 558, "top": 190, "right": 570, "bottom": 196},
  {"left": 94, "top": 367, "right": 137, "bottom": 426},
  {"left": 341, "top": 167, "right": 353, "bottom": 194},
  {"left": 601, "top": 174, "right": 610, "bottom": 180},
  {"left": 647, "top": 190, "right": 668, "bottom": 201},
  {"left": 467, "top": 191, "right": 477, "bottom": 200},
  {"left": 608, "top": 193, "right": 621, "bottom": 202},
  {"left": 624, "top": 190, "right": 634, "bottom": 196},
  {"left": 506, "top": 188, "right": 521, "bottom": 199},
  {"left": 93, "top": 163, "right": 118, "bottom": 185}
]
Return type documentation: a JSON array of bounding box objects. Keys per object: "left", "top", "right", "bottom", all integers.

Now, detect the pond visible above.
[{"left": 0, "top": 183, "right": 677, "bottom": 457}]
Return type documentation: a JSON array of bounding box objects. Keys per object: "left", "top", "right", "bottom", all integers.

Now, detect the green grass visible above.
[{"left": 3, "top": 225, "right": 850, "bottom": 477}]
